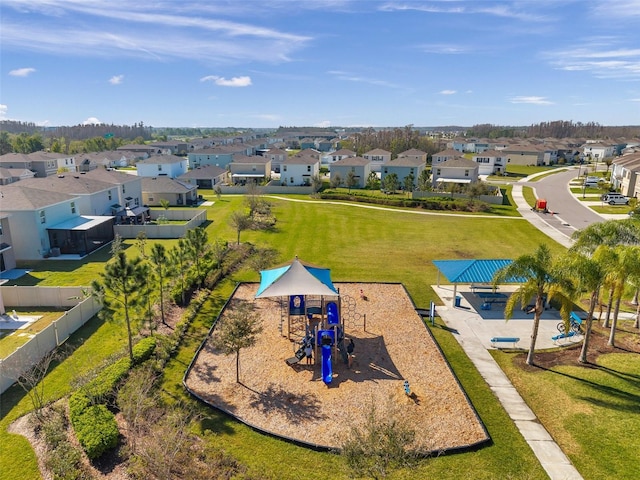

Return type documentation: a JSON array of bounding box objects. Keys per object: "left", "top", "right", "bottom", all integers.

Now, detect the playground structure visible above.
[
  {"left": 255, "top": 257, "right": 352, "bottom": 385},
  {"left": 284, "top": 296, "right": 346, "bottom": 385}
]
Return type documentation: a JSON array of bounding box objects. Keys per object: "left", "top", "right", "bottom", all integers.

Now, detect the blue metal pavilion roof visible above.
[{"left": 432, "top": 259, "right": 517, "bottom": 284}]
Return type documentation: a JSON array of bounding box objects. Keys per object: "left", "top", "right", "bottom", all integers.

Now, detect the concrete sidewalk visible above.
[{"left": 433, "top": 290, "right": 584, "bottom": 480}]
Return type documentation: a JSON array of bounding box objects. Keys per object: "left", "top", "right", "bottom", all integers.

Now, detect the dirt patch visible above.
[{"left": 514, "top": 322, "right": 640, "bottom": 371}]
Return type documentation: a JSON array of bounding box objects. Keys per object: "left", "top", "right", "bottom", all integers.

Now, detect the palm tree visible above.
[
  {"left": 606, "top": 246, "right": 640, "bottom": 346},
  {"left": 92, "top": 251, "right": 146, "bottom": 362},
  {"left": 560, "top": 248, "right": 609, "bottom": 363},
  {"left": 493, "top": 244, "right": 573, "bottom": 366}
]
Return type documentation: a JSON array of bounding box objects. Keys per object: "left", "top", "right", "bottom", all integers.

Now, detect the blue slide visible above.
[{"left": 321, "top": 344, "right": 333, "bottom": 384}]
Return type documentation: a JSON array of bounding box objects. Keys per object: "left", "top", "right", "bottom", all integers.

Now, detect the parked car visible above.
[
  {"left": 584, "top": 176, "right": 602, "bottom": 188},
  {"left": 601, "top": 193, "right": 629, "bottom": 205}
]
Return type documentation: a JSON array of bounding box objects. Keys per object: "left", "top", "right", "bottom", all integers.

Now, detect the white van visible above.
[{"left": 601, "top": 193, "right": 629, "bottom": 205}]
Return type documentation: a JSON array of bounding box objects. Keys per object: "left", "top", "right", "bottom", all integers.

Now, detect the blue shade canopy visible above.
[
  {"left": 432, "top": 259, "right": 519, "bottom": 283},
  {"left": 255, "top": 257, "right": 339, "bottom": 298}
]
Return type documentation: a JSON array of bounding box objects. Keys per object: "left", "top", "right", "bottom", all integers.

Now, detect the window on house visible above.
[
  {"left": 290, "top": 177, "right": 294, "bottom": 184},
  {"left": 436, "top": 169, "right": 441, "bottom": 176},
  {"left": 307, "top": 165, "right": 311, "bottom": 172},
  {"left": 465, "top": 170, "right": 469, "bottom": 177},
  {"left": 71, "top": 202, "right": 76, "bottom": 214},
  {"left": 149, "top": 196, "right": 154, "bottom": 202},
  {"left": 40, "top": 210, "right": 46, "bottom": 224},
  {"left": 122, "top": 185, "right": 126, "bottom": 193},
  {"left": 158, "top": 164, "right": 163, "bottom": 171},
  {"left": 108, "top": 190, "right": 112, "bottom": 200},
  {"left": 283, "top": 165, "right": 287, "bottom": 172}
]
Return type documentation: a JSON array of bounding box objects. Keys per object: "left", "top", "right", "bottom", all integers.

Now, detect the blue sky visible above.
[{"left": 1, "top": 0, "right": 639, "bottom": 128}]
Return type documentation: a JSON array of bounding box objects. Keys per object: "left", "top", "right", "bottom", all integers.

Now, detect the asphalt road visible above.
[{"left": 522, "top": 168, "right": 605, "bottom": 238}]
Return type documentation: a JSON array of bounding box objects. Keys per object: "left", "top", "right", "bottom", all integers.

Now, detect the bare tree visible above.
[{"left": 229, "top": 211, "right": 253, "bottom": 245}]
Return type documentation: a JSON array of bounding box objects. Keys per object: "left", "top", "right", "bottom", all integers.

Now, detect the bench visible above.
[
  {"left": 552, "top": 331, "right": 577, "bottom": 344},
  {"left": 491, "top": 337, "right": 520, "bottom": 347},
  {"left": 471, "top": 284, "right": 496, "bottom": 293},
  {"left": 477, "top": 292, "right": 508, "bottom": 305},
  {"left": 570, "top": 311, "right": 583, "bottom": 326}
]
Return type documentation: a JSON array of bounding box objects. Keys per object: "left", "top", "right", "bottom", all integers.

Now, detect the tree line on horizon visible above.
[{"left": 467, "top": 120, "right": 640, "bottom": 139}]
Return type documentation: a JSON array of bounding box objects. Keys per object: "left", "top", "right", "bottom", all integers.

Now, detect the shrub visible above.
[
  {"left": 72, "top": 404, "right": 119, "bottom": 459},
  {"left": 69, "top": 337, "right": 156, "bottom": 459}
]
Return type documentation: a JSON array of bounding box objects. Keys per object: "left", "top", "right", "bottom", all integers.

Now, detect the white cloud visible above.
[
  {"left": 439, "top": 90, "right": 457, "bottom": 95},
  {"left": 327, "top": 70, "right": 403, "bottom": 89},
  {"left": 510, "top": 96, "right": 554, "bottom": 105},
  {"left": 200, "top": 75, "right": 252, "bottom": 87},
  {"left": 314, "top": 120, "right": 332, "bottom": 128},
  {"left": 544, "top": 39, "right": 640, "bottom": 80},
  {"left": 109, "top": 74, "right": 124, "bottom": 85},
  {"left": 82, "top": 117, "right": 102, "bottom": 125},
  {"left": 631, "top": 98, "right": 640, "bottom": 102},
  {"left": 0, "top": 104, "right": 8, "bottom": 119},
  {"left": 419, "top": 43, "right": 471, "bottom": 55},
  {"left": 1, "top": 2, "right": 311, "bottom": 64},
  {"left": 9, "top": 67, "right": 36, "bottom": 77}
]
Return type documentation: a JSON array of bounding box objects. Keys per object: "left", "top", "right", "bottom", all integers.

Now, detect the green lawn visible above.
[
  {"left": 0, "top": 310, "right": 66, "bottom": 358},
  {"left": 2, "top": 193, "right": 632, "bottom": 479},
  {"left": 492, "top": 330, "right": 640, "bottom": 480},
  {"left": 522, "top": 185, "right": 537, "bottom": 209}
]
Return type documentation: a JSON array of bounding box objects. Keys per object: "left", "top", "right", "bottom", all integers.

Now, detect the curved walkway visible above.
[{"left": 434, "top": 296, "right": 583, "bottom": 480}]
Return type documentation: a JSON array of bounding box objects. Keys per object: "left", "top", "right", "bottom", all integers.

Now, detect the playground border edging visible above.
[{"left": 182, "top": 281, "right": 493, "bottom": 456}]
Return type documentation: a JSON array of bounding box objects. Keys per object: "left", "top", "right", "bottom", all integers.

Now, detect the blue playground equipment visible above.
[
  {"left": 318, "top": 330, "right": 335, "bottom": 384},
  {"left": 327, "top": 301, "right": 339, "bottom": 325}
]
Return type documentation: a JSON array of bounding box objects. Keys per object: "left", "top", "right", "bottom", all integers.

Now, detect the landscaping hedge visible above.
[
  {"left": 318, "top": 191, "right": 490, "bottom": 212},
  {"left": 69, "top": 337, "right": 156, "bottom": 459}
]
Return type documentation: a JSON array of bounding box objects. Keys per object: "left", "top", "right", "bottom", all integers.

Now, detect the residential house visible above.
[
  {"left": 299, "top": 138, "right": 317, "bottom": 150},
  {"left": 188, "top": 144, "right": 250, "bottom": 169},
  {"left": 0, "top": 152, "right": 60, "bottom": 177},
  {"left": 330, "top": 157, "right": 371, "bottom": 189},
  {"left": 261, "top": 147, "right": 288, "bottom": 173},
  {"left": 431, "top": 148, "right": 462, "bottom": 165},
  {"left": 397, "top": 148, "right": 428, "bottom": 163},
  {"left": 16, "top": 169, "right": 144, "bottom": 218},
  {"left": 583, "top": 143, "right": 616, "bottom": 161},
  {"left": 281, "top": 154, "right": 320, "bottom": 186},
  {"left": 611, "top": 152, "right": 640, "bottom": 198},
  {"left": 0, "top": 213, "right": 17, "bottom": 275},
  {"left": 178, "top": 165, "right": 228, "bottom": 189},
  {"left": 0, "top": 167, "right": 35, "bottom": 185},
  {"left": 362, "top": 148, "right": 391, "bottom": 172},
  {"left": 140, "top": 177, "right": 198, "bottom": 207},
  {"left": 117, "top": 144, "right": 161, "bottom": 158},
  {"left": 228, "top": 155, "right": 271, "bottom": 185},
  {"left": 323, "top": 148, "right": 356, "bottom": 166},
  {"left": 149, "top": 141, "right": 189, "bottom": 155},
  {"left": 472, "top": 149, "right": 508, "bottom": 175},
  {"left": 501, "top": 144, "right": 546, "bottom": 167},
  {"left": 431, "top": 158, "right": 479, "bottom": 188},
  {"left": 381, "top": 156, "right": 426, "bottom": 189},
  {"left": 136, "top": 154, "right": 188, "bottom": 179},
  {"left": 0, "top": 184, "right": 114, "bottom": 260},
  {"left": 77, "top": 151, "right": 135, "bottom": 171},
  {"left": 315, "top": 138, "right": 333, "bottom": 152}
]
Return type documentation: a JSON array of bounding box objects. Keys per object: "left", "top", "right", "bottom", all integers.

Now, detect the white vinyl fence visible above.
[{"left": 0, "top": 286, "right": 101, "bottom": 394}]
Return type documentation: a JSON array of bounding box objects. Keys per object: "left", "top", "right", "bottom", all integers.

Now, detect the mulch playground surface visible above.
[{"left": 185, "top": 283, "right": 489, "bottom": 452}]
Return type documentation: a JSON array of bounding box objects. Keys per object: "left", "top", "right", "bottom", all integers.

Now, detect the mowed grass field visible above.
[{"left": 5, "top": 193, "right": 635, "bottom": 479}]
